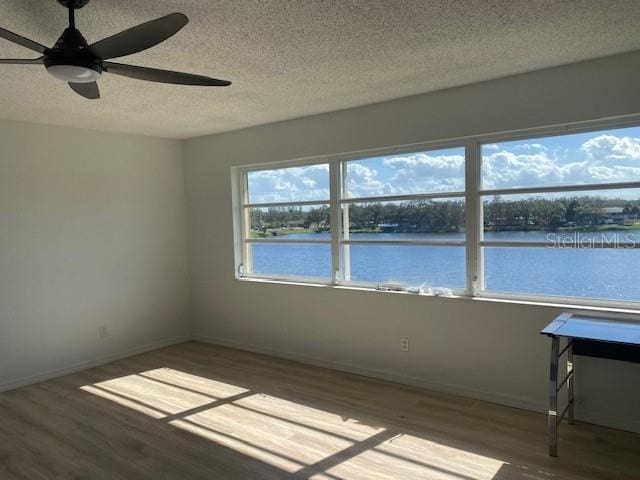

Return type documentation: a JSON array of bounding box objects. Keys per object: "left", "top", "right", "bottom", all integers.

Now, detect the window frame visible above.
[
  {"left": 232, "top": 115, "right": 640, "bottom": 310},
  {"left": 239, "top": 162, "right": 333, "bottom": 282},
  {"left": 338, "top": 144, "right": 467, "bottom": 293}
]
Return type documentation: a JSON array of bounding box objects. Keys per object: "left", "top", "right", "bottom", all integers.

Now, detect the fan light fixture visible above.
[
  {"left": 0, "top": 0, "right": 231, "bottom": 100},
  {"left": 46, "top": 64, "right": 101, "bottom": 83}
]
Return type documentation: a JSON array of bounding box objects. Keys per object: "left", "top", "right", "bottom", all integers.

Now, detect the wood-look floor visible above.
[{"left": 0, "top": 342, "right": 638, "bottom": 479}]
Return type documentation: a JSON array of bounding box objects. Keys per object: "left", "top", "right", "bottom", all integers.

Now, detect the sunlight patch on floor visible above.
[
  {"left": 235, "top": 393, "right": 379, "bottom": 442},
  {"left": 322, "top": 435, "right": 506, "bottom": 480},
  {"left": 179, "top": 399, "right": 359, "bottom": 472},
  {"left": 80, "top": 384, "right": 168, "bottom": 419},
  {"left": 171, "top": 417, "right": 307, "bottom": 473},
  {"left": 80, "top": 368, "right": 509, "bottom": 479},
  {"left": 139, "top": 368, "right": 248, "bottom": 398},
  {"left": 82, "top": 372, "right": 215, "bottom": 416}
]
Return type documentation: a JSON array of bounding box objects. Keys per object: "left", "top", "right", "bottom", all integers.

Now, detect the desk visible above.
[{"left": 541, "top": 312, "right": 640, "bottom": 456}]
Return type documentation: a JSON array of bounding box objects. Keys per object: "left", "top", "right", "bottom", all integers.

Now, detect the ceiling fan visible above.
[{"left": 0, "top": 0, "right": 231, "bottom": 99}]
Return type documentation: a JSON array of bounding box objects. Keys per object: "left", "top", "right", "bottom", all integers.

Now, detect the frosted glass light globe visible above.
[{"left": 46, "top": 64, "right": 101, "bottom": 83}]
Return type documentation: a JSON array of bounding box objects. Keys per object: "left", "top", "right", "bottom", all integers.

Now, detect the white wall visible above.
[
  {"left": 0, "top": 120, "right": 190, "bottom": 391},
  {"left": 184, "top": 51, "right": 640, "bottom": 432}
]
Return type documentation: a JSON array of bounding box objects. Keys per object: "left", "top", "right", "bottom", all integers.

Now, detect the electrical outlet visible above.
[
  {"left": 99, "top": 325, "right": 108, "bottom": 339},
  {"left": 400, "top": 338, "right": 409, "bottom": 352}
]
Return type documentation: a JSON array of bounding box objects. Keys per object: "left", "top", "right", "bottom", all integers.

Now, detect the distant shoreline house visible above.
[
  {"left": 378, "top": 223, "right": 400, "bottom": 232},
  {"left": 285, "top": 219, "right": 306, "bottom": 228},
  {"left": 601, "top": 207, "right": 628, "bottom": 225},
  {"left": 490, "top": 216, "right": 534, "bottom": 227},
  {"left": 578, "top": 207, "right": 631, "bottom": 226}
]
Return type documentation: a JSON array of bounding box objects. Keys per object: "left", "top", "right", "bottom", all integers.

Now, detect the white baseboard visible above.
[
  {"left": 575, "top": 408, "right": 640, "bottom": 433},
  {"left": 0, "top": 335, "right": 190, "bottom": 393},
  {"left": 192, "top": 333, "right": 548, "bottom": 413},
  {"left": 193, "top": 333, "right": 640, "bottom": 433}
]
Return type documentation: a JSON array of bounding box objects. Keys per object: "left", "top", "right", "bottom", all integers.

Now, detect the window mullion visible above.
[
  {"left": 329, "top": 160, "right": 342, "bottom": 284},
  {"left": 465, "top": 141, "right": 483, "bottom": 296},
  {"left": 240, "top": 172, "right": 253, "bottom": 275},
  {"left": 341, "top": 161, "right": 351, "bottom": 281}
]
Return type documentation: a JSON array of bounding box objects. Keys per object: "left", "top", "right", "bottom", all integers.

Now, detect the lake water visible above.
[{"left": 250, "top": 231, "right": 640, "bottom": 302}]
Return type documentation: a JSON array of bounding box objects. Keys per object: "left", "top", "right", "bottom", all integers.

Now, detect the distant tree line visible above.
[
  {"left": 250, "top": 196, "right": 640, "bottom": 233},
  {"left": 484, "top": 196, "right": 640, "bottom": 230}
]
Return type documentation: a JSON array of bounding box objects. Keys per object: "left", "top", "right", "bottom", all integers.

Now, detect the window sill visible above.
[{"left": 235, "top": 275, "right": 640, "bottom": 316}]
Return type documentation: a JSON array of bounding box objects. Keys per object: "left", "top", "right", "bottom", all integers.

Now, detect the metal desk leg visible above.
[
  {"left": 549, "top": 336, "right": 559, "bottom": 457},
  {"left": 567, "top": 340, "right": 575, "bottom": 425}
]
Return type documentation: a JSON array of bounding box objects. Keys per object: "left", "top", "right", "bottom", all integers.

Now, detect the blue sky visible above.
[{"left": 248, "top": 126, "right": 640, "bottom": 203}]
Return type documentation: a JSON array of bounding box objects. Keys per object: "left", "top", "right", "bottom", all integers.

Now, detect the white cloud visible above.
[
  {"left": 482, "top": 151, "right": 568, "bottom": 188},
  {"left": 248, "top": 164, "right": 330, "bottom": 202},
  {"left": 581, "top": 135, "right": 640, "bottom": 161},
  {"left": 483, "top": 134, "right": 640, "bottom": 189},
  {"left": 383, "top": 153, "right": 464, "bottom": 172},
  {"left": 382, "top": 153, "right": 465, "bottom": 194},
  {"left": 513, "top": 143, "right": 547, "bottom": 151},
  {"left": 347, "top": 163, "right": 395, "bottom": 197},
  {"left": 345, "top": 153, "right": 466, "bottom": 197}
]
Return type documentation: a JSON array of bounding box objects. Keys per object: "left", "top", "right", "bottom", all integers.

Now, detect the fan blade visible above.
[
  {"left": 89, "top": 13, "right": 188, "bottom": 60},
  {"left": 0, "top": 26, "right": 47, "bottom": 53},
  {"left": 103, "top": 62, "right": 231, "bottom": 86},
  {"left": 0, "top": 57, "right": 43, "bottom": 64},
  {"left": 69, "top": 82, "right": 100, "bottom": 100}
]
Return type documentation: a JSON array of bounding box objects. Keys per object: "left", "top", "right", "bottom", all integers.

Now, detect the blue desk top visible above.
[{"left": 541, "top": 313, "right": 640, "bottom": 345}]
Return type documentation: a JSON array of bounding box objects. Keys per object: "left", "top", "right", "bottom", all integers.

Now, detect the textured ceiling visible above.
[{"left": 0, "top": 0, "right": 639, "bottom": 139}]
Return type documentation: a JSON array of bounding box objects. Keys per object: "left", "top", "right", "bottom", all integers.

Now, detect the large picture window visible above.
[{"left": 234, "top": 122, "right": 640, "bottom": 307}]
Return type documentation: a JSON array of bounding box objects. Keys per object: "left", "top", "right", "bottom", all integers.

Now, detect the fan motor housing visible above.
[
  {"left": 57, "top": 0, "right": 91, "bottom": 9},
  {"left": 44, "top": 27, "right": 102, "bottom": 81}
]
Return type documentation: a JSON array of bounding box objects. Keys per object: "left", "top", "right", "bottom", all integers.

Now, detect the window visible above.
[
  {"left": 234, "top": 121, "right": 640, "bottom": 307},
  {"left": 480, "top": 126, "right": 640, "bottom": 303},
  {"left": 241, "top": 163, "right": 332, "bottom": 281},
  {"left": 340, "top": 147, "right": 466, "bottom": 290}
]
